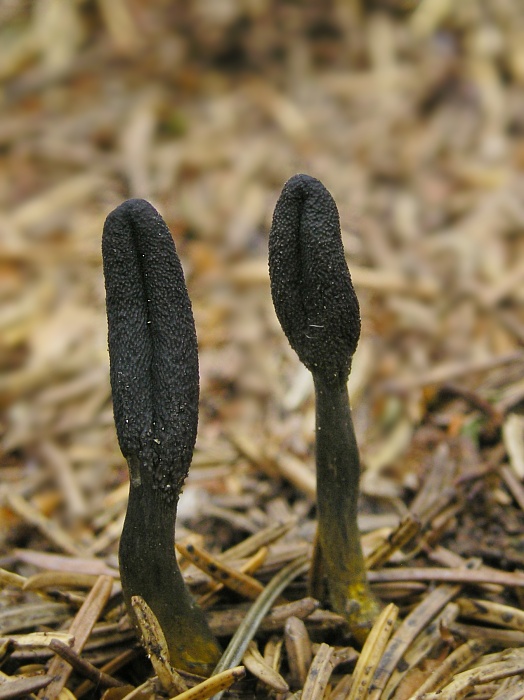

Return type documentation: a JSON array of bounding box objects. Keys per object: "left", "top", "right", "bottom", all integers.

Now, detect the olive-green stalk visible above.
[
  {"left": 268, "top": 174, "right": 380, "bottom": 641},
  {"left": 103, "top": 198, "right": 221, "bottom": 674}
]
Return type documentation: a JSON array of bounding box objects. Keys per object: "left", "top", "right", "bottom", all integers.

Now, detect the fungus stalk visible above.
[
  {"left": 268, "top": 174, "right": 380, "bottom": 642},
  {"left": 103, "top": 199, "right": 221, "bottom": 675}
]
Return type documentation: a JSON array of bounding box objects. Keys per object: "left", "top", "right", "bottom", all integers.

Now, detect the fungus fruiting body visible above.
[
  {"left": 102, "top": 199, "right": 221, "bottom": 674},
  {"left": 269, "top": 174, "right": 380, "bottom": 641}
]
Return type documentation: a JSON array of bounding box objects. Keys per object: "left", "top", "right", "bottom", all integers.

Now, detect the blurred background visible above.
[{"left": 1, "top": 0, "right": 524, "bottom": 558}]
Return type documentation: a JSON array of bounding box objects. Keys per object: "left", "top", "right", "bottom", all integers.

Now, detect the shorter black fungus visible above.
[{"left": 269, "top": 174, "right": 380, "bottom": 642}]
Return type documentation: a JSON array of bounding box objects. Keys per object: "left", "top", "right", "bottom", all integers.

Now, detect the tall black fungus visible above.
[
  {"left": 269, "top": 174, "right": 380, "bottom": 642},
  {"left": 103, "top": 199, "right": 221, "bottom": 674}
]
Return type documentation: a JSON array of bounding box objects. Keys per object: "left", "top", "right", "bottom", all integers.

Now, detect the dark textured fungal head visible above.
[
  {"left": 102, "top": 199, "right": 199, "bottom": 498},
  {"left": 268, "top": 174, "right": 360, "bottom": 384}
]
